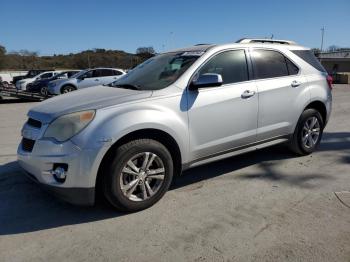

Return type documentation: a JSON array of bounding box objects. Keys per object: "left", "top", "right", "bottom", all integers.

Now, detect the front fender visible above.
[{"left": 71, "top": 98, "right": 189, "bottom": 184}]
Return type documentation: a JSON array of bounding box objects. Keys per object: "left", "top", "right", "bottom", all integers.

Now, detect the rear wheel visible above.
[
  {"left": 103, "top": 139, "right": 174, "bottom": 211},
  {"left": 289, "top": 108, "right": 324, "bottom": 155},
  {"left": 61, "top": 85, "right": 76, "bottom": 94}
]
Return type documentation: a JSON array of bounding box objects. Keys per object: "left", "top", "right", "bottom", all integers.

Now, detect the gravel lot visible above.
[{"left": 0, "top": 85, "right": 349, "bottom": 262}]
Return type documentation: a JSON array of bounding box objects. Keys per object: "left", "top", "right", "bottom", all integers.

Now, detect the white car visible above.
[
  {"left": 16, "top": 71, "right": 60, "bottom": 91},
  {"left": 48, "top": 68, "right": 126, "bottom": 95}
]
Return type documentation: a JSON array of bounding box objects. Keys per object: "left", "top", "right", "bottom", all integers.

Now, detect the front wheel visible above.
[
  {"left": 40, "top": 86, "right": 48, "bottom": 96},
  {"left": 289, "top": 108, "right": 324, "bottom": 155},
  {"left": 103, "top": 139, "right": 174, "bottom": 211}
]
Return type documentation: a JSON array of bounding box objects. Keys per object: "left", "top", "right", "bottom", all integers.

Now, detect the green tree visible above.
[{"left": 0, "top": 44, "right": 6, "bottom": 69}]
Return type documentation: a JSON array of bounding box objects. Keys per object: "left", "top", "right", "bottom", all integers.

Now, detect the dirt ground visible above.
[{"left": 0, "top": 85, "right": 349, "bottom": 262}]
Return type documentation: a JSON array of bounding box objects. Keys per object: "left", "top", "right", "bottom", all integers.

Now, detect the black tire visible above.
[
  {"left": 61, "top": 85, "right": 76, "bottom": 94},
  {"left": 289, "top": 108, "right": 324, "bottom": 155},
  {"left": 103, "top": 139, "right": 174, "bottom": 212}
]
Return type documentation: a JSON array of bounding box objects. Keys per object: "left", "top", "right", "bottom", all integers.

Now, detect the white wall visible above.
[{"left": 0, "top": 71, "right": 28, "bottom": 83}]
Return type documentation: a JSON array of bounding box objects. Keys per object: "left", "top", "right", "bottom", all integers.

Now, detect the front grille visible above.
[
  {"left": 22, "top": 138, "right": 35, "bottom": 152},
  {"left": 27, "top": 118, "right": 42, "bottom": 129}
]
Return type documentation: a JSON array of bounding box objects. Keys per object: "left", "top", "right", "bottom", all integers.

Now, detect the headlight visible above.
[{"left": 43, "top": 110, "right": 95, "bottom": 142}]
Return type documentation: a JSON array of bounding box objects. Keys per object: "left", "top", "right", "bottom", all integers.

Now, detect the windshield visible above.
[{"left": 108, "top": 52, "right": 202, "bottom": 90}]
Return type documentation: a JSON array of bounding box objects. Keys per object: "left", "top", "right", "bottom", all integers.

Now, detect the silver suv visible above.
[
  {"left": 18, "top": 39, "right": 332, "bottom": 211},
  {"left": 48, "top": 68, "right": 126, "bottom": 94}
]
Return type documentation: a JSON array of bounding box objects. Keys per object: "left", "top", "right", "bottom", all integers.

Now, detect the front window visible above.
[{"left": 109, "top": 52, "right": 202, "bottom": 90}]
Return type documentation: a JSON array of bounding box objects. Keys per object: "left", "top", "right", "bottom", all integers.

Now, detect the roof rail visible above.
[{"left": 236, "top": 38, "right": 297, "bottom": 45}]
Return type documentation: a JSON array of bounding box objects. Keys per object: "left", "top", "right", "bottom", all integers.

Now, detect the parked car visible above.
[
  {"left": 12, "top": 69, "right": 52, "bottom": 85},
  {"left": 27, "top": 70, "right": 80, "bottom": 96},
  {"left": 18, "top": 39, "right": 332, "bottom": 211},
  {"left": 16, "top": 71, "right": 61, "bottom": 91},
  {"left": 48, "top": 68, "right": 126, "bottom": 95}
]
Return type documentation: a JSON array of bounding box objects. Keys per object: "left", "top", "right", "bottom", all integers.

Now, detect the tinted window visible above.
[
  {"left": 99, "top": 69, "right": 113, "bottom": 77},
  {"left": 68, "top": 71, "right": 78, "bottom": 77},
  {"left": 252, "top": 50, "right": 289, "bottom": 79},
  {"left": 83, "top": 70, "right": 94, "bottom": 78},
  {"left": 292, "top": 50, "right": 326, "bottom": 72},
  {"left": 286, "top": 58, "right": 299, "bottom": 75},
  {"left": 92, "top": 70, "right": 101, "bottom": 78},
  {"left": 113, "top": 70, "right": 123, "bottom": 76},
  {"left": 198, "top": 50, "right": 248, "bottom": 85},
  {"left": 40, "top": 73, "right": 53, "bottom": 79}
]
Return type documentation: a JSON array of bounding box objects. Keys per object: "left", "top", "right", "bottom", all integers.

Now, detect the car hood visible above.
[{"left": 28, "top": 85, "right": 153, "bottom": 123}]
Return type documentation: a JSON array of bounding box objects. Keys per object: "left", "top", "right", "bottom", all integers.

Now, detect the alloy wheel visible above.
[
  {"left": 301, "top": 116, "right": 321, "bottom": 149},
  {"left": 119, "top": 152, "right": 165, "bottom": 202}
]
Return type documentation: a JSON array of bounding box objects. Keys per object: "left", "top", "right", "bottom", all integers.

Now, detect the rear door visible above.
[
  {"left": 78, "top": 69, "right": 101, "bottom": 89},
  {"left": 99, "top": 69, "right": 116, "bottom": 85},
  {"left": 250, "top": 48, "right": 309, "bottom": 141}
]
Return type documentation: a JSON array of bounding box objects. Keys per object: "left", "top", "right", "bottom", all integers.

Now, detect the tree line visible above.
[{"left": 0, "top": 45, "right": 155, "bottom": 70}]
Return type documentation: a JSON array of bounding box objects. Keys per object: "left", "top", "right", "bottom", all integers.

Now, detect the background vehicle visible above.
[
  {"left": 48, "top": 68, "right": 126, "bottom": 94},
  {"left": 12, "top": 69, "right": 52, "bottom": 84},
  {"left": 27, "top": 70, "right": 80, "bottom": 96},
  {"left": 16, "top": 71, "right": 60, "bottom": 91},
  {"left": 18, "top": 39, "right": 332, "bottom": 211}
]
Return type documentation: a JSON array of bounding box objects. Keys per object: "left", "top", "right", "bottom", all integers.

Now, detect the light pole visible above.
[{"left": 320, "top": 27, "right": 325, "bottom": 52}]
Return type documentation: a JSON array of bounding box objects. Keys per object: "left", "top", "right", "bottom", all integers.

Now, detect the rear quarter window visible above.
[{"left": 291, "top": 50, "right": 326, "bottom": 72}]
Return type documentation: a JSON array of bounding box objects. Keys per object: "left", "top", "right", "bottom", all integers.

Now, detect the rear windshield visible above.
[{"left": 292, "top": 50, "right": 326, "bottom": 72}]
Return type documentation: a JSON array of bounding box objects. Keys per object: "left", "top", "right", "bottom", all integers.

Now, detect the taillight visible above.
[{"left": 326, "top": 75, "right": 333, "bottom": 90}]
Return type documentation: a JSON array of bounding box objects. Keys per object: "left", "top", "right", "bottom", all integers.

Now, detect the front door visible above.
[{"left": 187, "top": 49, "right": 258, "bottom": 159}]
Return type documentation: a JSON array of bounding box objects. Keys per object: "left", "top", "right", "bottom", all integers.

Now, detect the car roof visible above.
[{"left": 165, "top": 39, "right": 309, "bottom": 54}]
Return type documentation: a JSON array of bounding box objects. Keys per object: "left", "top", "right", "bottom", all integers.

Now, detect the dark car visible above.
[
  {"left": 12, "top": 69, "right": 52, "bottom": 85},
  {"left": 27, "top": 70, "right": 80, "bottom": 96}
]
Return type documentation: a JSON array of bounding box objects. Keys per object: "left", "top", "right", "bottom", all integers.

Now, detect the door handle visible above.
[
  {"left": 95, "top": 79, "right": 99, "bottom": 81},
  {"left": 241, "top": 90, "right": 256, "bottom": 99},
  {"left": 291, "top": 80, "right": 301, "bottom": 87}
]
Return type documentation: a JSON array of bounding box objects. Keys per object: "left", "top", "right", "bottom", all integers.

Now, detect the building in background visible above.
[{"left": 318, "top": 51, "right": 350, "bottom": 84}]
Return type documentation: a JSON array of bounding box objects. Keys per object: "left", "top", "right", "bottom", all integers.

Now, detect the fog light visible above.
[{"left": 51, "top": 167, "right": 67, "bottom": 183}]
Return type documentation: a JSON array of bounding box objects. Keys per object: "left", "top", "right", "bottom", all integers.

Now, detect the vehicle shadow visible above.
[
  {"left": 0, "top": 132, "right": 348, "bottom": 235},
  {"left": 173, "top": 132, "right": 349, "bottom": 189},
  {"left": 0, "top": 162, "right": 123, "bottom": 235},
  {"left": 0, "top": 98, "right": 36, "bottom": 104}
]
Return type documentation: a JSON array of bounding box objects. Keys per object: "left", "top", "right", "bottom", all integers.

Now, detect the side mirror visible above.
[
  {"left": 189, "top": 73, "right": 223, "bottom": 90},
  {"left": 78, "top": 75, "right": 85, "bottom": 80}
]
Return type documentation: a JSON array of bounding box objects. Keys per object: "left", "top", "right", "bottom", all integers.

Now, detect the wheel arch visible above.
[
  {"left": 304, "top": 100, "right": 327, "bottom": 123},
  {"left": 60, "top": 83, "right": 77, "bottom": 94},
  {"left": 95, "top": 128, "right": 183, "bottom": 197}
]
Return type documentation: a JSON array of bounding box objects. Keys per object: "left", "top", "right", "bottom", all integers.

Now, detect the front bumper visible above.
[
  {"left": 17, "top": 138, "right": 99, "bottom": 206},
  {"left": 24, "top": 171, "right": 95, "bottom": 205}
]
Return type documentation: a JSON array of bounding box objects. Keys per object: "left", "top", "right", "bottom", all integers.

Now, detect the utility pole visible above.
[
  {"left": 320, "top": 27, "right": 325, "bottom": 52},
  {"left": 87, "top": 53, "right": 91, "bottom": 68}
]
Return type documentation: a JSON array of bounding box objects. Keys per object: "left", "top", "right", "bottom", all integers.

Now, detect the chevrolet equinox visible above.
[{"left": 18, "top": 39, "right": 332, "bottom": 211}]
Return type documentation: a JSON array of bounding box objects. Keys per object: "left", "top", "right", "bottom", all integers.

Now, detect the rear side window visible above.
[
  {"left": 99, "top": 69, "right": 113, "bottom": 77},
  {"left": 113, "top": 70, "right": 123, "bottom": 76},
  {"left": 251, "top": 50, "right": 289, "bottom": 79},
  {"left": 291, "top": 50, "right": 326, "bottom": 72},
  {"left": 198, "top": 50, "right": 249, "bottom": 85}
]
